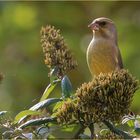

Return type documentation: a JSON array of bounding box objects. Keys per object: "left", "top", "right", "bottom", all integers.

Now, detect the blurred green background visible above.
[{"left": 0, "top": 1, "right": 140, "bottom": 116}]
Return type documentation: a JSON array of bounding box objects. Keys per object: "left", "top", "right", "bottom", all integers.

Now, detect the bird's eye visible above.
[{"left": 99, "top": 21, "right": 106, "bottom": 26}]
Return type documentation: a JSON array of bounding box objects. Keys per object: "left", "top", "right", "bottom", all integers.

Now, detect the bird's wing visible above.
[{"left": 113, "top": 45, "right": 123, "bottom": 69}]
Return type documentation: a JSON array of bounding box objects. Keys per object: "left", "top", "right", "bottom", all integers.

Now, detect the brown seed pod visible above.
[
  {"left": 40, "top": 25, "right": 77, "bottom": 78},
  {"left": 56, "top": 69, "right": 139, "bottom": 126}
]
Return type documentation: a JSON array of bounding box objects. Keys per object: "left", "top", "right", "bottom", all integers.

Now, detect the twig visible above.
[
  {"left": 89, "top": 123, "right": 94, "bottom": 139},
  {"left": 103, "top": 120, "right": 134, "bottom": 139}
]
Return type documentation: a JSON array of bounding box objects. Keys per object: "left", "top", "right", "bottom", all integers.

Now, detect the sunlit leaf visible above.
[
  {"left": 40, "top": 83, "right": 57, "bottom": 101},
  {"left": 52, "top": 101, "right": 64, "bottom": 112},
  {"left": 122, "top": 118, "right": 131, "bottom": 125},
  {"left": 18, "top": 98, "right": 61, "bottom": 124},
  {"left": 127, "top": 120, "right": 135, "bottom": 128},
  {"left": 48, "top": 135, "right": 55, "bottom": 138},
  {"left": 136, "top": 115, "right": 140, "bottom": 121},
  {"left": 48, "top": 124, "right": 82, "bottom": 139},
  {"left": 0, "top": 111, "right": 7, "bottom": 116},
  {"left": 61, "top": 75, "right": 73, "bottom": 98},
  {"left": 14, "top": 110, "right": 41, "bottom": 123},
  {"left": 50, "top": 67, "right": 59, "bottom": 84},
  {"left": 100, "top": 129, "right": 110, "bottom": 135},
  {"left": 130, "top": 130, "right": 137, "bottom": 137},
  {"left": 51, "top": 101, "right": 64, "bottom": 117},
  {"left": 19, "top": 117, "right": 56, "bottom": 129},
  {"left": 122, "top": 115, "right": 135, "bottom": 126},
  {"left": 122, "top": 115, "right": 135, "bottom": 128},
  {"left": 30, "top": 98, "right": 61, "bottom": 111}
]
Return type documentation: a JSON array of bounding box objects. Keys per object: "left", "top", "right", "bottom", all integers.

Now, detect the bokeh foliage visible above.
[{"left": 0, "top": 1, "right": 140, "bottom": 115}]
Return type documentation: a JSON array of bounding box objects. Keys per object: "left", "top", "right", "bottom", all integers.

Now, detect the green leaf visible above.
[
  {"left": 14, "top": 110, "right": 41, "bottom": 123},
  {"left": 2, "top": 130, "right": 13, "bottom": 139},
  {"left": 48, "top": 124, "right": 82, "bottom": 139},
  {"left": 135, "top": 128, "right": 140, "bottom": 136},
  {"left": 79, "top": 134, "right": 90, "bottom": 139},
  {"left": 100, "top": 129, "right": 110, "bottom": 135},
  {"left": 19, "top": 117, "right": 57, "bottom": 129},
  {"left": 36, "top": 127, "right": 50, "bottom": 139},
  {"left": 30, "top": 98, "right": 61, "bottom": 111},
  {"left": 0, "top": 111, "right": 7, "bottom": 116},
  {"left": 61, "top": 75, "right": 73, "bottom": 98},
  {"left": 136, "top": 115, "right": 140, "bottom": 121},
  {"left": 52, "top": 101, "right": 64, "bottom": 117},
  {"left": 122, "top": 118, "right": 131, "bottom": 124},
  {"left": 127, "top": 120, "right": 135, "bottom": 128},
  {"left": 50, "top": 67, "right": 59, "bottom": 84},
  {"left": 18, "top": 98, "right": 61, "bottom": 124},
  {"left": 52, "top": 101, "right": 64, "bottom": 112},
  {"left": 122, "top": 117, "right": 135, "bottom": 128},
  {"left": 40, "top": 83, "right": 57, "bottom": 101}
]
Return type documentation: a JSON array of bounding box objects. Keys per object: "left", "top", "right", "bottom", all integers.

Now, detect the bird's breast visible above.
[{"left": 87, "top": 38, "right": 118, "bottom": 76}]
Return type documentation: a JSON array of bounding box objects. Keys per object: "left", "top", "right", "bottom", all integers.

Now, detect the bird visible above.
[{"left": 87, "top": 17, "right": 123, "bottom": 77}]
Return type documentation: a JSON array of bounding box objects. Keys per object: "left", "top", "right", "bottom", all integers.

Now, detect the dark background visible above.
[{"left": 0, "top": 1, "right": 140, "bottom": 116}]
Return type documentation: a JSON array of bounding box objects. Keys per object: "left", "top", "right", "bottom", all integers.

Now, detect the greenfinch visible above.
[{"left": 87, "top": 17, "right": 123, "bottom": 77}]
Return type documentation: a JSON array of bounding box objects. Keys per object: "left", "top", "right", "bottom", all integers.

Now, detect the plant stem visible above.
[
  {"left": 103, "top": 120, "right": 134, "bottom": 139},
  {"left": 89, "top": 123, "right": 94, "bottom": 139},
  {"left": 74, "top": 124, "right": 86, "bottom": 139}
]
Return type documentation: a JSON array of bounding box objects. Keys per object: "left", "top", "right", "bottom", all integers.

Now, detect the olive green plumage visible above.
[{"left": 87, "top": 17, "right": 123, "bottom": 77}]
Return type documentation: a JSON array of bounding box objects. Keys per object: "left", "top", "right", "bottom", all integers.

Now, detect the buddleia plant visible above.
[
  {"left": 56, "top": 69, "right": 139, "bottom": 125},
  {"left": 40, "top": 25, "right": 77, "bottom": 78},
  {"left": 1, "top": 25, "right": 139, "bottom": 140},
  {"left": 56, "top": 69, "right": 139, "bottom": 139}
]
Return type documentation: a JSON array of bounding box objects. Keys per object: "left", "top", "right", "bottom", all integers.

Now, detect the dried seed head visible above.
[
  {"left": 56, "top": 69, "right": 139, "bottom": 125},
  {"left": 56, "top": 100, "right": 76, "bottom": 124},
  {"left": 76, "top": 69, "right": 139, "bottom": 123},
  {"left": 40, "top": 25, "right": 77, "bottom": 78}
]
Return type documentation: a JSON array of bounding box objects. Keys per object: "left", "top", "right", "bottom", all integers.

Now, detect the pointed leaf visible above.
[
  {"left": 18, "top": 98, "right": 61, "bottom": 124},
  {"left": 52, "top": 101, "right": 64, "bottom": 112},
  {"left": 127, "top": 120, "right": 135, "bottom": 128},
  {"left": 50, "top": 67, "right": 59, "bottom": 84},
  {"left": 14, "top": 110, "right": 41, "bottom": 123},
  {"left": 19, "top": 117, "right": 56, "bottom": 129},
  {"left": 0, "top": 111, "right": 7, "bottom": 116},
  {"left": 36, "top": 127, "right": 50, "bottom": 138},
  {"left": 100, "top": 129, "right": 110, "bottom": 135},
  {"left": 48, "top": 124, "right": 82, "bottom": 138},
  {"left": 122, "top": 117, "right": 135, "bottom": 128},
  {"left": 30, "top": 98, "right": 61, "bottom": 111},
  {"left": 40, "top": 83, "right": 57, "bottom": 101},
  {"left": 61, "top": 75, "right": 73, "bottom": 98},
  {"left": 122, "top": 118, "right": 131, "bottom": 124}
]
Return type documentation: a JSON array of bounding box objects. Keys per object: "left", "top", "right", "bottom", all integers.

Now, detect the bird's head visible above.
[{"left": 88, "top": 17, "right": 117, "bottom": 42}]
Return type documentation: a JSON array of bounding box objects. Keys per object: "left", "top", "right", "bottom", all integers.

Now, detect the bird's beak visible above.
[{"left": 88, "top": 22, "right": 99, "bottom": 31}]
